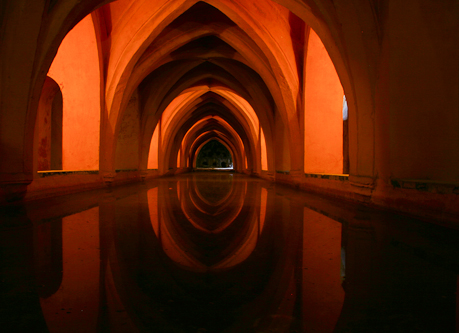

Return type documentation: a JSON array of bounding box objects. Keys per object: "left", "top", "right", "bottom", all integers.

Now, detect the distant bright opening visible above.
[{"left": 196, "top": 140, "right": 233, "bottom": 170}]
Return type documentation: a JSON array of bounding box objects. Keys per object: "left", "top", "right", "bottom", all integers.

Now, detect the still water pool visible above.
[{"left": 1, "top": 172, "right": 458, "bottom": 332}]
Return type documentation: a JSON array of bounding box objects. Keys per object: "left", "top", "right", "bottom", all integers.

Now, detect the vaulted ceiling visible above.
[{"left": 93, "top": 0, "right": 307, "bottom": 173}]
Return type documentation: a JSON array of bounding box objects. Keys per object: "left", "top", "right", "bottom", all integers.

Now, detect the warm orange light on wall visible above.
[
  {"left": 47, "top": 15, "right": 101, "bottom": 171},
  {"left": 261, "top": 128, "right": 268, "bottom": 171},
  {"left": 148, "top": 122, "right": 160, "bottom": 169},
  {"left": 304, "top": 29, "right": 344, "bottom": 174}
]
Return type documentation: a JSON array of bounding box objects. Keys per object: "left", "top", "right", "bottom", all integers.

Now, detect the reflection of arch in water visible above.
[
  {"left": 192, "top": 173, "right": 235, "bottom": 206},
  {"left": 105, "top": 177, "right": 303, "bottom": 332},
  {"left": 159, "top": 179, "right": 256, "bottom": 268},
  {"left": 182, "top": 175, "right": 245, "bottom": 234},
  {"left": 147, "top": 178, "right": 269, "bottom": 271}
]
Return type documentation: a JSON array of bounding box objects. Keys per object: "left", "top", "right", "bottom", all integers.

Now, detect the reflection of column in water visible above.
[
  {"left": 147, "top": 187, "right": 159, "bottom": 237},
  {"left": 39, "top": 208, "right": 100, "bottom": 333},
  {"left": 259, "top": 187, "right": 268, "bottom": 236},
  {"left": 1, "top": 211, "right": 49, "bottom": 331},
  {"left": 250, "top": 195, "right": 304, "bottom": 332},
  {"left": 35, "top": 218, "right": 63, "bottom": 299}
]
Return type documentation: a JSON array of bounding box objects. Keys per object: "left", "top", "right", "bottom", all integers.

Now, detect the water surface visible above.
[{"left": 1, "top": 172, "right": 458, "bottom": 332}]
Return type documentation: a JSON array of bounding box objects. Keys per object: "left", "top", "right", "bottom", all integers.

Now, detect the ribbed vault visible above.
[
  {"left": 9, "top": 0, "right": 373, "bottom": 186},
  {"left": 105, "top": 1, "right": 291, "bottom": 176},
  {"left": 13, "top": 0, "right": 379, "bottom": 194},
  {"left": 3, "top": 0, "right": 386, "bottom": 196}
]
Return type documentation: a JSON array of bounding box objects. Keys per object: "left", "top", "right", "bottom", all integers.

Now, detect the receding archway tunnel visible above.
[{"left": 4, "top": 0, "right": 458, "bottom": 331}]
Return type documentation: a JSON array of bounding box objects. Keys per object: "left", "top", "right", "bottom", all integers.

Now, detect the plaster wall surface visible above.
[
  {"left": 261, "top": 128, "right": 268, "bottom": 171},
  {"left": 115, "top": 90, "right": 140, "bottom": 170},
  {"left": 304, "top": 29, "right": 344, "bottom": 174},
  {"left": 388, "top": 0, "right": 459, "bottom": 183},
  {"left": 35, "top": 79, "right": 63, "bottom": 172},
  {"left": 36, "top": 97, "right": 53, "bottom": 171},
  {"left": 48, "top": 15, "right": 101, "bottom": 171},
  {"left": 148, "top": 124, "right": 160, "bottom": 170}
]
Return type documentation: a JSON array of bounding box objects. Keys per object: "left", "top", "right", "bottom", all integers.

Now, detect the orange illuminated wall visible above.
[
  {"left": 304, "top": 29, "right": 344, "bottom": 174},
  {"left": 47, "top": 15, "right": 101, "bottom": 170},
  {"left": 148, "top": 122, "right": 160, "bottom": 169},
  {"left": 261, "top": 128, "right": 268, "bottom": 171}
]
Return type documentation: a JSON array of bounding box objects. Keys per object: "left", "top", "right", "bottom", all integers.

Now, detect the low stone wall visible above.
[{"left": 26, "top": 171, "right": 104, "bottom": 201}]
